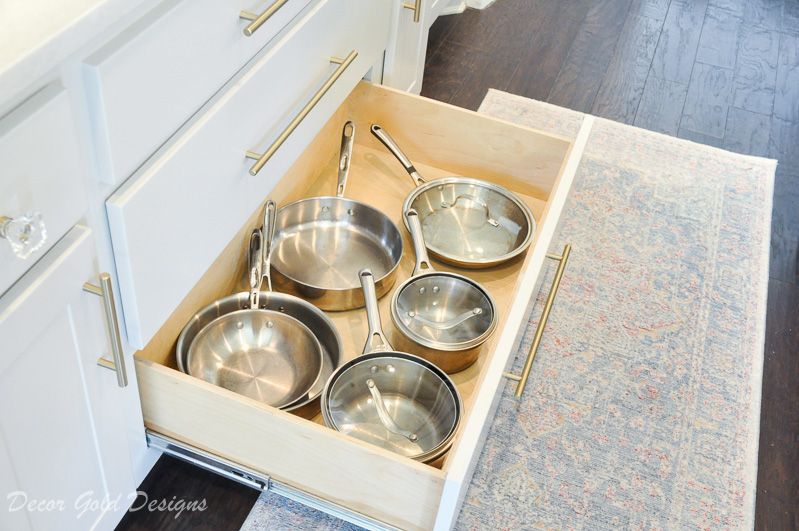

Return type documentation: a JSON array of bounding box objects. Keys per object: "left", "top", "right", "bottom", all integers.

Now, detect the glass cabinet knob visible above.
[{"left": 0, "top": 212, "right": 47, "bottom": 259}]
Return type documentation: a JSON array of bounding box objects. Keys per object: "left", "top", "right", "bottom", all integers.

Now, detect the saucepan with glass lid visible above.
[{"left": 321, "top": 269, "right": 463, "bottom": 465}]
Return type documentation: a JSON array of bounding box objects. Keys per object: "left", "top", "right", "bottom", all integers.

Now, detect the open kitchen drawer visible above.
[{"left": 131, "top": 82, "right": 591, "bottom": 530}]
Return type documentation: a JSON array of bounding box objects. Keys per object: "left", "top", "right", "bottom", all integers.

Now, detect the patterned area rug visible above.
[{"left": 240, "top": 91, "right": 775, "bottom": 530}]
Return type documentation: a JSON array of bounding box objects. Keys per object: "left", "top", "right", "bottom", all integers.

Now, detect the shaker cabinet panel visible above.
[
  {"left": 383, "top": 0, "right": 433, "bottom": 94},
  {"left": 0, "top": 227, "right": 136, "bottom": 531},
  {"left": 0, "top": 84, "right": 87, "bottom": 297},
  {"left": 83, "top": 0, "right": 316, "bottom": 185}
]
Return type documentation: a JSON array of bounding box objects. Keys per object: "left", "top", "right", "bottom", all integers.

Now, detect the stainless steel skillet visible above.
[
  {"left": 185, "top": 227, "right": 323, "bottom": 409},
  {"left": 176, "top": 201, "right": 343, "bottom": 416},
  {"left": 370, "top": 124, "right": 535, "bottom": 269},
  {"left": 270, "top": 122, "right": 404, "bottom": 310}
]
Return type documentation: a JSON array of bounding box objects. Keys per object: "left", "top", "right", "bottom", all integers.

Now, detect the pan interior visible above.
[
  {"left": 409, "top": 181, "right": 531, "bottom": 261},
  {"left": 176, "top": 292, "right": 341, "bottom": 412},
  {"left": 326, "top": 356, "right": 459, "bottom": 459},
  {"left": 395, "top": 274, "right": 495, "bottom": 347},
  {"left": 273, "top": 197, "right": 403, "bottom": 289},
  {"left": 187, "top": 310, "right": 322, "bottom": 409}
]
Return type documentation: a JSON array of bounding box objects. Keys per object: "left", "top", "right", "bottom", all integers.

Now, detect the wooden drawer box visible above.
[{"left": 132, "top": 82, "right": 590, "bottom": 530}]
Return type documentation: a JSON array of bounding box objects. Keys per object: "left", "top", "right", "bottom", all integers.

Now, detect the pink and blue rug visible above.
[{"left": 240, "top": 90, "right": 775, "bottom": 530}]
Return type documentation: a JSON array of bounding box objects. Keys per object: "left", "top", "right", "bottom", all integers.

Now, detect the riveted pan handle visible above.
[
  {"left": 261, "top": 200, "right": 276, "bottom": 292},
  {"left": 370, "top": 125, "right": 426, "bottom": 187},
  {"left": 359, "top": 269, "right": 393, "bottom": 354},
  {"left": 337, "top": 122, "right": 354, "bottom": 197},
  {"left": 248, "top": 229, "right": 264, "bottom": 309},
  {"left": 405, "top": 209, "right": 435, "bottom": 276},
  {"left": 504, "top": 245, "right": 571, "bottom": 400}
]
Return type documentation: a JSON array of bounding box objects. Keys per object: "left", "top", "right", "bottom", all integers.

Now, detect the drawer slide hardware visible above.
[
  {"left": 145, "top": 430, "right": 400, "bottom": 530},
  {"left": 83, "top": 273, "right": 128, "bottom": 387},
  {"left": 403, "top": 0, "right": 421, "bottom": 23},
  {"left": 504, "top": 244, "right": 571, "bottom": 400},
  {"left": 240, "top": 0, "right": 290, "bottom": 37},
  {"left": 245, "top": 50, "right": 358, "bottom": 176}
]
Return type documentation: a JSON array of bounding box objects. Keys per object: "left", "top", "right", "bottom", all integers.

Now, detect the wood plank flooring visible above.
[
  {"left": 119, "top": 1, "right": 799, "bottom": 529},
  {"left": 422, "top": 2, "right": 799, "bottom": 529}
]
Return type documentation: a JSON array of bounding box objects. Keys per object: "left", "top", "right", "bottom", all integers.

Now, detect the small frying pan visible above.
[
  {"left": 390, "top": 209, "right": 498, "bottom": 373},
  {"left": 187, "top": 228, "right": 324, "bottom": 409},
  {"left": 370, "top": 124, "right": 535, "bottom": 269}
]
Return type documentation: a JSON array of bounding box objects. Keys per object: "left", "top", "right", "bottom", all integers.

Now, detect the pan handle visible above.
[
  {"left": 261, "top": 200, "right": 277, "bottom": 292},
  {"left": 359, "top": 269, "right": 394, "bottom": 354},
  {"left": 405, "top": 209, "right": 435, "bottom": 276},
  {"left": 248, "top": 229, "right": 264, "bottom": 309},
  {"left": 337, "top": 122, "right": 355, "bottom": 197},
  {"left": 370, "top": 125, "right": 427, "bottom": 187}
]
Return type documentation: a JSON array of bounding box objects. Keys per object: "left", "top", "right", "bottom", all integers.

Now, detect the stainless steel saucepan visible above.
[
  {"left": 390, "top": 209, "right": 498, "bottom": 373},
  {"left": 186, "top": 227, "right": 324, "bottom": 409},
  {"left": 370, "top": 124, "right": 535, "bottom": 268},
  {"left": 177, "top": 201, "right": 343, "bottom": 416},
  {"left": 270, "top": 122, "right": 403, "bottom": 310},
  {"left": 320, "top": 269, "right": 463, "bottom": 464}
]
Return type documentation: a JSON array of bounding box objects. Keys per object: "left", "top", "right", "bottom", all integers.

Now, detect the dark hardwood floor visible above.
[{"left": 119, "top": 1, "right": 799, "bottom": 529}]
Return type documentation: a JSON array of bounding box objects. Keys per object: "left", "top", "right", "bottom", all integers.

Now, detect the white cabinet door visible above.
[
  {"left": 383, "top": 0, "right": 435, "bottom": 94},
  {"left": 0, "top": 226, "right": 137, "bottom": 530}
]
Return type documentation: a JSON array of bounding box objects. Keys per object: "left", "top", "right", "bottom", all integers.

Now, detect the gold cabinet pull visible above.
[
  {"left": 245, "top": 50, "right": 358, "bottom": 176},
  {"left": 240, "top": 0, "right": 291, "bottom": 36},
  {"left": 403, "top": 0, "right": 421, "bottom": 23},
  {"left": 83, "top": 273, "right": 128, "bottom": 388},
  {"left": 504, "top": 244, "right": 570, "bottom": 400}
]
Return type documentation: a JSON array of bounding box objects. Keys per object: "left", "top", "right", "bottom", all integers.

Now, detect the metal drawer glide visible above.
[{"left": 145, "top": 430, "right": 400, "bottom": 531}]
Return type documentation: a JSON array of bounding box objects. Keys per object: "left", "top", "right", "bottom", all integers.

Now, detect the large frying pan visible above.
[
  {"left": 269, "top": 122, "right": 404, "bottom": 310},
  {"left": 370, "top": 124, "right": 535, "bottom": 269}
]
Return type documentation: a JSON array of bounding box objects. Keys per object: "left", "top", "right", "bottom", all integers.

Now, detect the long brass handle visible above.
[
  {"left": 245, "top": 50, "right": 358, "bottom": 176},
  {"left": 404, "top": 0, "right": 422, "bottom": 23},
  {"left": 83, "top": 273, "right": 128, "bottom": 388},
  {"left": 504, "top": 244, "right": 570, "bottom": 400},
  {"left": 239, "top": 0, "right": 290, "bottom": 36}
]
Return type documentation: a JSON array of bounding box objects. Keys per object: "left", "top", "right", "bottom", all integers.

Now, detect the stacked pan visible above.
[{"left": 175, "top": 121, "right": 536, "bottom": 462}]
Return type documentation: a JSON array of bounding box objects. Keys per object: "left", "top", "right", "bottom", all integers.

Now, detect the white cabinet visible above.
[
  {"left": 0, "top": 227, "right": 138, "bottom": 530},
  {"left": 0, "top": 84, "right": 88, "bottom": 296},
  {"left": 105, "top": 0, "right": 391, "bottom": 349},
  {"left": 383, "top": 0, "right": 436, "bottom": 94},
  {"left": 82, "top": 0, "right": 316, "bottom": 185}
]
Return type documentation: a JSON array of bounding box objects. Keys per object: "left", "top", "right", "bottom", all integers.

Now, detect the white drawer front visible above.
[
  {"left": 83, "top": 0, "right": 317, "bottom": 185},
  {"left": 106, "top": 0, "right": 392, "bottom": 348},
  {"left": 0, "top": 84, "right": 88, "bottom": 297}
]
